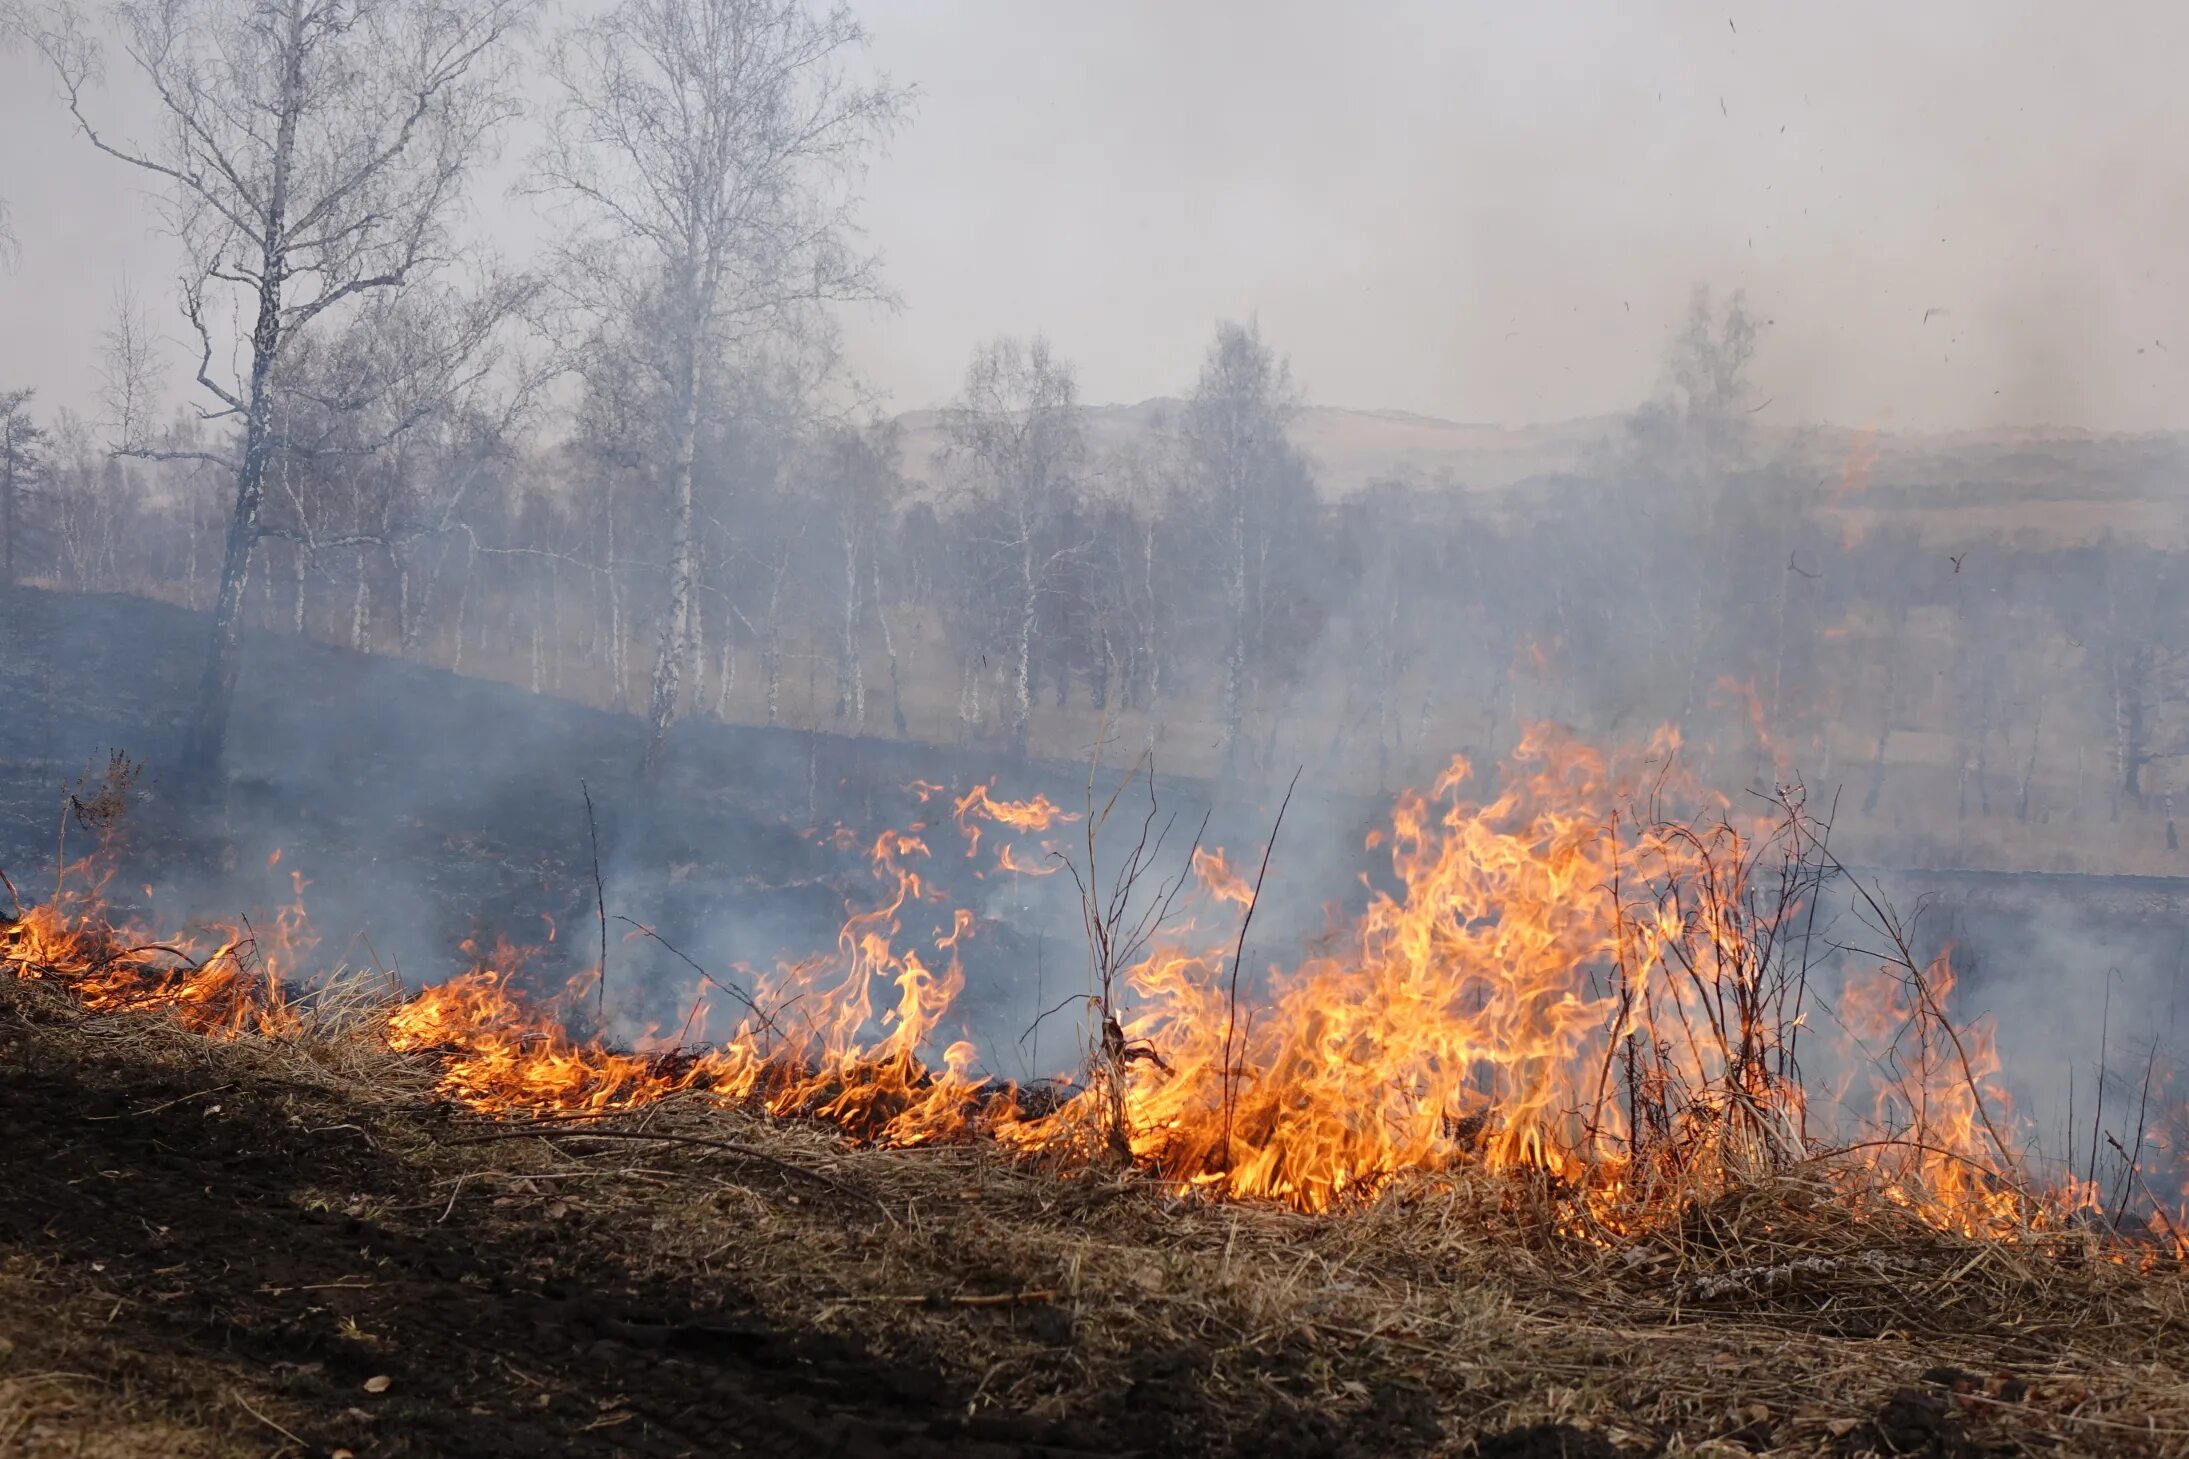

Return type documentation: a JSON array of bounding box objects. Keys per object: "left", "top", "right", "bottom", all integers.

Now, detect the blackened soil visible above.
[
  {"left": 0, "top": 1016, "right": 1125, "bottom": 1458},
  {"left": 1470, "top": 1424, "right": 1626, "bottom": 1459}
]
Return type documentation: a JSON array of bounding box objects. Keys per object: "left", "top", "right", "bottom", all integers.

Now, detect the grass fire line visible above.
[{"left": 3, "top": 727, "right": 2185, "bottom": 1255}]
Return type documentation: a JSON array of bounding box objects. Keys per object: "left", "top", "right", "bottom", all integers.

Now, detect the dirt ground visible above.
[
  {"left": 0, "top": 1000, "right": 1137, "bottom": 1458},
  {"left": 10, "top": 980, "right": 2189, "bottom": 1459}
]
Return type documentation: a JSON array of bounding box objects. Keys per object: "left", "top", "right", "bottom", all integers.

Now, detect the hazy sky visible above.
[{"left": 4, "top": 0, "right": 2188, "bottom": 431}]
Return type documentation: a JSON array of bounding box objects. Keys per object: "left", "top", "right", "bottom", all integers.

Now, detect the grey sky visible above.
[{"left": 4, "top": 0, "right": 2187, "bottom": 431}]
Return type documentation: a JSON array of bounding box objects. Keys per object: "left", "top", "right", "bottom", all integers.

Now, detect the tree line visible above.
[{"left": 3, "top": 0, "right": 2188, "bottom": 857}]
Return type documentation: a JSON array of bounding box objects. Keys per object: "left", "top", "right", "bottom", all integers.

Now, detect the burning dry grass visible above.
[
  {"left": 8, "top": 970, "right": 2189, "bottom": 1456},
  {"left": 10, "top": 733, "right": 2189, "bottom": 1450}
]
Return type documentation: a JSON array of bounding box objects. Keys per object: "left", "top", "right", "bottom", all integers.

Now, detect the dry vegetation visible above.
[
  {"left": 7, "top": 954, "right": 2189, "bottom": 1458},
  {"left": 4, "top": 624, "right": 2189, "bottom": 1457}
]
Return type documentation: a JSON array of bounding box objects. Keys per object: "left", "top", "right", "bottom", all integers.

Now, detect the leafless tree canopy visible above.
[
  {"left": 529, "top": 0, "right": 908, "bottom": 767},
  {"left": 22, "top": 0, "right": 534, "bottom": 767},
  {"left": 0, "top": 0, "right": 2184, "bottom": 882}
]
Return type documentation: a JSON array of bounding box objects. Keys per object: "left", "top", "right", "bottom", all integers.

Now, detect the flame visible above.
[
  {"left": 994, "top": 842, "right": 1060, "bottom": 877},
  {"left": 1827, "top": 948, "right": 2042, "bottom": 1238},
  {"left": 1006, "top": 726, "right": 1791, "bottom": 1212},
  {"left": 381, "top": 827, "right": 998, "bottom": 1139},
  {"left": 2, "top": 855, "right": 306, "bottom": 1037},
  {"left": 953, "top": 784, "right": 1077, "bottom": 861},
  {"left": 1190, "top": 847, "right": 1256, "bottom": 909},
  {"left": 6, "top": 738, "right": 2184, "bottom": 1249}
]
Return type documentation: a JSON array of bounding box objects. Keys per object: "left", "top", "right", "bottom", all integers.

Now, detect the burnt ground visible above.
[
  {"left": 0, "top": 1015, "right": 1122, "bottom": 1459},
  {"left": 12, "top": 980, "right": 2188, "bottom": 1459}
]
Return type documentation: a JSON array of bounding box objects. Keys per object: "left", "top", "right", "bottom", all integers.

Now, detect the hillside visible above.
[
  {"left": 893, "top": 399, "right": 2189, "bottom": 531},
  {"left": 893, "top": 399, "right": 1624, "bottom": 498}
]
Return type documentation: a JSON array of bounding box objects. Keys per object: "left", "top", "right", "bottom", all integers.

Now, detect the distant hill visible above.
[
  {"left": 892, "top": 400, "right": 2189, "bottom": 541},
  {"left": 894, "top": 398, "right": 1625, "bottom": 499}
]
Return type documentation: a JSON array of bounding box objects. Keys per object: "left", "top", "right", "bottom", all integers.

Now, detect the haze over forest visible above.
[
  {"left": 10, "top": 1, "right": 2189, "bottom": 433},
  {"left": 2, "top": 0, "right": 2189, "bottom": 894}
]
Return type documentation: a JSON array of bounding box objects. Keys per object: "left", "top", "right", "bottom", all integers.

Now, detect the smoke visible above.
[
  {"left": 10, "top": 4, "right": 2189, "bottom": 430},
  {"left": 9, "top": 0, "right": 2189, "bottom": 1229}
]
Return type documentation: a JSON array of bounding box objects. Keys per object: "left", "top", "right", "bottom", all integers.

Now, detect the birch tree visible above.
[
  {"left": 1627, "top": 286, "right": 1761, "bottom": 732},
  {"left": 27, "top": 0, "right": 532, "bottom": 770},
  {"left": 806, "top": 417, "right": 898, "bottom": 734},
  {"left": 1183, "top": 320, "right": 1313, "bottom": 773},
  {"left": 0, "top": 389, "right": 46, "bottom": 583},
  {"left": 944, "top": 336, "right": 1084, "bottom": 757},
  {"left": 531, "top": 0, "right": 906, "bottom": 770}
]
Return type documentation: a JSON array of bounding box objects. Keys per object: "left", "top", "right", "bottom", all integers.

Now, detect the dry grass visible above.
[
  {"left": 12, "top": 974, "right": 2189, "bottom": 1457},
  {"left": 516, "top": 1107, "right": 2189, "bottom": 1454},
  {"left": 0, "top": 1250, "right": 279, "bottom": 1459}
]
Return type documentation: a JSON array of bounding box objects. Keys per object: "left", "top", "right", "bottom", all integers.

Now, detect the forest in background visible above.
[
  {"left": 7, "top": 286, "right": 2189, "bottom": 880},
  {"left": 1, "top": 0, "right": 2185, "bottom": 878}
]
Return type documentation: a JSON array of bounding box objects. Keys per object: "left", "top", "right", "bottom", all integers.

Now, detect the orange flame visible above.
[
  {"left": 953, "top": 784, "right": 1077, "bottom": 860},
  {"left": 3, "top": 856, "right": 306, "bottom": 1037},
  {"left": 7, "top": 737, "right": 2181, "bottom": 1246}
]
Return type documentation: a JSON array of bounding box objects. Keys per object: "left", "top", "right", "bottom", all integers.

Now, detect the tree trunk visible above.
[
  {"left": 644, "top": 330, "right": 703, "bottom": 769},
  {"left": 2, "top": 447, "right": 15, "bottom": 587},
  {"left": 2018, "top": 698, "right": 2043, "bottom": 822},
  {"left": 185, "top": 339, "right": 283, "bottom": 771},
  {"left": 350, "top": 544, "right": 370, "bottom": 652},
  {"left": 1141, "top": 515, "right": 1160, "bottom": 722},
  {"left": 183, "top": 11, "right": 305, "bottom": 774},
  {"left": 762, "top": 619, "right": 782, "bottom": 728},
  {"left": 451, "top": 538, "right": 474, "bottom": 675},
  {"left": 1220, "top": 495, "right": 1247, "bottom": 772},
  {"left": 550, "top": 559, "right": 563, "bottom": 692},
  {"left": 606, "top": 505, "right": 628, "bottom": 712},
  {"left": 688, "top": 596, "right": 705, "bottom": 710},
  {"left": 2124, "top": 690, "right": 2146, "bottom": 801},
  {"left": 874, "top": 554, "right": 907, "bottom": 738},
  {"left": 1013, "top": 559, "right": 1035, "bottom": 756},
  {"left": 837, "top": 530, "right": 864, "bottom": 730}
]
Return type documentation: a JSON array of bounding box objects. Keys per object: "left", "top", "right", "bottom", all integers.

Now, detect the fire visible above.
[
  {"left": 994, "top": 842, "right": 1060, "bottom": 877},
  {"left": 1189, "top": 847, "right": 1255, "bottom": 908},
  {"left": 381, "top": 828, "right": 994, "bottom": 1141},
  {"left": 1006, "top": 727, "right": 1801, "bottom": 1211},
  {"left": 1828, "top": 948, "right": 2039, "bottom": 1238},
  {"left": 2, "top": 855, "right": 305, "bottom": 1037},
  {"left": 5, "top": 733, "right": 2184, "bottom": 1250},
  {"left": 386, "top": 960, "right": 696, "bottom": 1113},
  {"left": 953, "top": 783, "right": 1076, "bottom": 861}
]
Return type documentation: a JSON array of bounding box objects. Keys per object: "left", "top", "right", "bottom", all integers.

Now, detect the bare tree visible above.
[
  {"left": 804, "top": 417, "right": 899, "bottom": 734},
  {"left": 2055, "top": 543, "right": 2189, "bottom": 807},
  {"left": 0, "top": 3, "right": 22, "bottom": 270},
  {"left": 0, "top": 389, "right": 46, "bottom": 583},
  {"left": 1627, "top": 286, "right": 1764, "bottom": 732},
  {"left": 531, "top": 0, "right": 907, "bottom": 770},
  {"left": 26, "top": 0, "right": 531, "bottom": 770},
  {"left": 96, "top": 279, "right": 163, "bottom": 445},
  {"left": 943, "top": 336, "right": 1085, "bottom": 756},
  {"left": 1182, "top": 319, "right": 1314, "bottom": 773}
]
